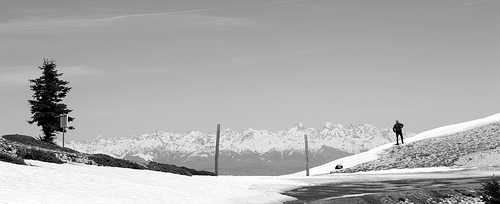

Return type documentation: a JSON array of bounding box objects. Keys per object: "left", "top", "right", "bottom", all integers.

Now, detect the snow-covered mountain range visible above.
[
  {"left": 4, "top": 114, "right": 500, "bottom": 204},
  {"left": 67, "top": 123, "right": 415, "bottom": 175}
]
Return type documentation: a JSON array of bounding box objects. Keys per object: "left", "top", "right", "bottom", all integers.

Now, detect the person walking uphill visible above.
[{"left": 393, "top": 120, "right": 404, "bottom": 145}]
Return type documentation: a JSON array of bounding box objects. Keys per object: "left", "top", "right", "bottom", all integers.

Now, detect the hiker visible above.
[{"left": 393, "top": 120, "right": 404, "bottom": 145}]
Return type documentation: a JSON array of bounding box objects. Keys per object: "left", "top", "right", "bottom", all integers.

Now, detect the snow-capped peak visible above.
[{"left": 67, "top": 123, "right": 415, "bottom": 160}]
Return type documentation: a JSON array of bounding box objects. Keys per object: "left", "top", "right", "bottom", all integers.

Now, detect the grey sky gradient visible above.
[{"left": 1, "top": 0, "right": 499, "bottom": 141}]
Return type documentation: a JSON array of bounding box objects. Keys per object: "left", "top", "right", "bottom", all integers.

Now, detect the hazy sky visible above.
[{"left": 1, "top": 0, "right": 499, "bottom": 142}]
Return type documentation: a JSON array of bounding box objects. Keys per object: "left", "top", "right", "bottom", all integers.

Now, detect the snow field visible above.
[{"left": 0, "top": 160, "right": 306, "bottom": 204}]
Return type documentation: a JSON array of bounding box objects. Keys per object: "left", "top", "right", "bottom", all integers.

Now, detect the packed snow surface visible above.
[
  {"left": 0, "top": 160, "right": 306, "bottom": 204},
  {"left": 1, "top": 113, "right": 500, "bottom": 204}
]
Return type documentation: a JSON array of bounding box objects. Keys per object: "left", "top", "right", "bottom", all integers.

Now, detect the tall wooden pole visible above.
[
  {"left": 304, "top": 134, "right": 310, "bottom": 176},
  {"left": 215, "top": 124, "right": 221, "bottom": 176}
]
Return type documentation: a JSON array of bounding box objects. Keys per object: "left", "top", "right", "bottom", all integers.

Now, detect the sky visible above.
[
  {"left": 1, "top": 113, "right": 500, "bottom": 204},
  {"left": 1, "top": 0, "right": 499, "bottom": 142}
]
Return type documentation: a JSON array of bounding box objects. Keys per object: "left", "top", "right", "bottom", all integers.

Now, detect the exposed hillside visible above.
[
  {"left": 0, "top": 134, "right": 215, "bottom": 176},
  {"left": 335, "top": 122, "right": 500, "bottom": 173}
]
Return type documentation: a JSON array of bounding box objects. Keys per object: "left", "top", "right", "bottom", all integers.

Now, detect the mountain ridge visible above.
[{"left": 67, "top": 123, "right": 415, "bottom": 175}]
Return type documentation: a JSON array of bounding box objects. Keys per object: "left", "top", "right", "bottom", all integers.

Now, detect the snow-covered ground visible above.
[
  {"left": 0, "top": 160, "right": 307, "bottom": 204},
  {"left": 1, "top": 113, "right": 500, "bottom": 204}
]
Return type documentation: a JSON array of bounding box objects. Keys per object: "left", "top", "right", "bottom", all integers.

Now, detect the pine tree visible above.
[{"left": 28, "top": 59, "right": 74, "bottom": 144}]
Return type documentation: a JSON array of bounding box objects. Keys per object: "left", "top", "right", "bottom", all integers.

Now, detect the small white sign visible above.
[{"left": 60, "top": 114, "right": 68, "bottom": 128}]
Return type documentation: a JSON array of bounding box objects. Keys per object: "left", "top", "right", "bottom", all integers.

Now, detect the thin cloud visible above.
[
  {"left": 1, "top": 0, "right": 309, "bottom": 33},
  {"left": 0, "top": 18, "right": 102, "bottom": 34},
  {"left": 93, "top": 0, "right": 309, "bottom": 22},
  {"left": 0, "top": 66, "right": 96, "bottom": 87},
  {"left": 0, "top": 67, "right": 39, "bottom": 87},
  {"left": 4, "top": 7, "right": 62, "bottom": 15},
  {"left": 262, "top": 0, "right": 308, "bottom": 5},
  {"left": 58, "top": 66, "right": 97, "bottom": 77},
  {"left": 93, "top": 8, "right": 222, "bottom": 22},
  {"left": 0, "top": 13, "right": 254, "bottom": 34},
  {"left": 462, "top": 0, "right": 491, "bottom": 6}
]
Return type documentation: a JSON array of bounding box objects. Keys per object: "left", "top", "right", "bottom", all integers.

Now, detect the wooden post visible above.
[
  {"left": 304, "top": 134, "right": 310, "bottom": 176},
  {"left": 215, "top": 124, "right": 221, "bottom": 176}
]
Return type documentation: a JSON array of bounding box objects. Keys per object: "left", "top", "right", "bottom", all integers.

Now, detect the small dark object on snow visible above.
[{"left": 335, "top": 164, "right": 343, "bottom": 169}]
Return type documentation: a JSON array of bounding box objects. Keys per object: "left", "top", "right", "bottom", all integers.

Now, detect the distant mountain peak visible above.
[
  {"left": 66, "top": 123, "right": 416, "bottom": 175},
  {"left": 70, "top": 122, "right": 415, "bottom": 154},
  {"left": 323, "top": 122, "right": 344, "bottom": 130},
  {"left": 287, "top": 122, "right": 304, "bottom": 130}
]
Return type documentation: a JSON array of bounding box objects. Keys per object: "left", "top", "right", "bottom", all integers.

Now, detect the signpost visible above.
[{"left": 60, "top": 114, "right": 68, "bottom": 148}]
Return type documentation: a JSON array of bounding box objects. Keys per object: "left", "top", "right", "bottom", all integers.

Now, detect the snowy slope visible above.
[
  {"left": 0, "top": 160, "right": 306, "bottom": 204},
  {"left": 287, "top": 113, "right": 500, "bottom": 176}
]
